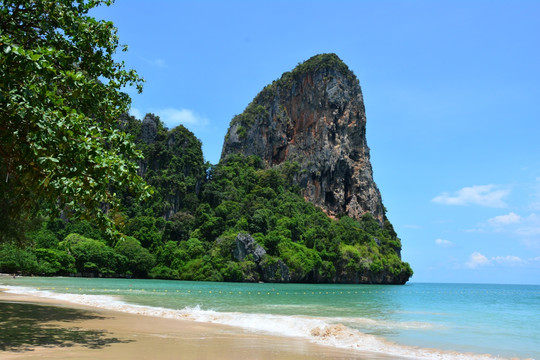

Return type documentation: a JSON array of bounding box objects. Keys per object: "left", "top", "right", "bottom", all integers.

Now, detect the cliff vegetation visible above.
[{"left": 1, "top": 54, "right": 413, "bottom": 284}]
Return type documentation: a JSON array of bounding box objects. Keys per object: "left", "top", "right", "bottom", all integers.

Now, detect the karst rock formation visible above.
[{"left": 221, "top": 53, "right": 385, "bottom": 223}]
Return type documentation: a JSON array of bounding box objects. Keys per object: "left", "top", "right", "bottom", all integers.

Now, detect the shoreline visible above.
[{"left": 0, "top": 289, "right": 403, "bottom": 360}]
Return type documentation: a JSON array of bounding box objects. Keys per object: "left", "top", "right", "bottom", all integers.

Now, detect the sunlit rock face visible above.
[{"left": 221, "top": 54, "right": 384, "bottom": 223}]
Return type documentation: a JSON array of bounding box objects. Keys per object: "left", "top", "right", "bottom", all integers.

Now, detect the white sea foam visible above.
[
  {"left": 1, "top": 285, "right": 513, "bottom": 360},
  {"left": 336, "top": 316, "right": 437, "bottom": 331}
]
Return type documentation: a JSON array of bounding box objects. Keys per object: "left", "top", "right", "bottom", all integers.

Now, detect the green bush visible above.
[
  {"left": 149, "top": 264, "right": 179, "bottom": 279},
  {"left": 279, "top": 241, "right": 322, "bottom": 279},
  {"left": 14, "top": 123, "right": 412, "bottom": 283},
  {"left": 33, "top": 248, "right": 75, "bottom": 274},
  {"left": 0, "top": 244, "right": 38, "bottom": 274},
  {"left": 28, "top": 229, "right": 59, "bottom": 248},
  {"left": 115, "top": 237, "right": 155, "bottom": 277},
  {"left": 60, "top": 233, "right": 123, "bottom": 275}
]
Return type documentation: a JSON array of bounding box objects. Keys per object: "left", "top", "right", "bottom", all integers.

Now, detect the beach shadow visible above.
[{"left": 0, "top": 301, "right": 133, "bottom": 352}]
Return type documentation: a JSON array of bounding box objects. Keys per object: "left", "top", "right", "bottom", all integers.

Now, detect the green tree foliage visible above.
[
  {"left": 118, "top": 113, "right": 206, "bottom": 218},
  {"left": 59, "top": 233, "right": 122, "bottom": 275},
  {"left": 0, "top": 0, "right": 150, "bottom": 242},
  {"left": 114, "top": 237, "right": 155, "bottom": 277},
  {"left": 0, "top": 243, "right": 75, "bottom": 275},
  {"left": 0, "top": 243, "right": 40, "bottom": 274},
  {"left": 33, "top": 248, "right": 76, "bottom": 275},
  {"left": 9, "top": 110, "right": 412, "bottom": 283},
  {"left": 173, "top": 154, "right": 413, "bottom": 283},
  {"left": 123, "top": 216, "right": 164, "bottom": 250},
  {"left": 0, "top": 3, "right": 411, "bottom": 283},
  {"left": 255, "top": 53, "right": 357, "bottom": 106},
  {"left": 231, "top": 103, "right": 268, "bottom": 129}
]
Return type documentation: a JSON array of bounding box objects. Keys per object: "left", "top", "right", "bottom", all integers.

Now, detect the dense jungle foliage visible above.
[
  {"left": 0, "top": 0, "right": 149, "bottom": 241},
  {"left": 1, "top": 115, "right": 412, "bottom": 283}
]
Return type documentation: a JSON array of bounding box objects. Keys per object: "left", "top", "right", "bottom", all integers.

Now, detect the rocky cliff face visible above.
[{"left": 221, "top": 54, "right": 385, "bottom": 223}]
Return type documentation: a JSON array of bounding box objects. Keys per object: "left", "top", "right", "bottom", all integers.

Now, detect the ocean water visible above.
[{"left": 1, "top": 277, "right": 538, "bottom": 359}]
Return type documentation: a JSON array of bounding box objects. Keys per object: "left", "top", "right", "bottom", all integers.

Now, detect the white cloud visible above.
[
  {"left": 515, "top": 213, "right": 540, "bottom": 236},
  {"left": 127, "top": 107, "right": 210, "bottom": 130},
  {"left": 465, "top": 252, "right": 491, "bottom": 268},
  {"left": 156, "top": 108, "right": 209, "bottom": 129},
  {"left": 432, "top": 184, "right": 509, "bottom": 208},
  {"left": 435, "top": 238, "right": 454, "bottom": 248},
  {"left": 475, "top": 212, "right": 537, "bottom": 232},
  {"left": 487, "top": 212, "right": 521, "bottom": 227},
  {"left": 464, "top": 252, "right": 527, "bottom": 269},
  {"left": 492, "top": 255, "right": 526, "bottom": 266},
  {"left": 129, "top": 107, "right": 142, "bottom": 120},
  {"left": 472, "top": 212, "right": 540, "bottom": 248},
  {"left": 142, "top": 57, "right": 167, "bottom": 68},
  {"left": 129, "top": 107, "right": 210, "bottom": 130},
  {"left": 530, "top": 177, "right": 540, "bottom": 211},
  {"left": 521, "top": 238, "right": 540, "bottom": 249}
]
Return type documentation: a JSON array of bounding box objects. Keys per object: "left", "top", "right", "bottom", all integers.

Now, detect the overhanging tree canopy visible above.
[{"left": 0, "top": 0, "right": 151, "bottom": 241}]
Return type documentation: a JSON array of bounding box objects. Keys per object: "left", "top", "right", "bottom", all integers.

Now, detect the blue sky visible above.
[{"left": 92, "top": 1, "right": 540, "bottom": 285}]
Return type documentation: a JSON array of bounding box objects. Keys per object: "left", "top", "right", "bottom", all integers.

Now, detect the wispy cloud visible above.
[
  {"left": 471, "top": 212, "right": 540, "bottom": 248},
  {"left": 129, "top": 107, "right": 143, "bottom": 120},
  {"left": 464, "top": 252, "right": 526, "bottom": 269},
  {"left": 530, "top": 177, "right": 540, "bottom": 211},
  {"left": 157, "top": 108, "right": 209, "bottom": 129},
  {"left": 515, "top": 213, "right": 540, "bottom": 237},
  {"left": 465, "top": 252, "right": 491, "bottom": 268},
  {"left": 492, "top": 255, "right": 526, "bottom": 266},
  {"left": 432, "top": 184, "right": 510, "bottom": 208},
  {"left": 435, "top": 238, "right": 454, "bottom": 248},
  {"left": 128, "top": 107, "right": 210, "bottom": 130},
  {"left": 487, "top": 212, "right": 521, "bottom": 227},
  {"left": 141, "top": 57, "right": 167, "bottom": 68}
]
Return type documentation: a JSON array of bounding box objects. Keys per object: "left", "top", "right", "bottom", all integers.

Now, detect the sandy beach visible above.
[{"left": 0, "top": 288, "right": 400, "bottom": 360}]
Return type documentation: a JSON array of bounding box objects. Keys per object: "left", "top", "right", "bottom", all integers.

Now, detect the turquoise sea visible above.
[{"left": 2, "top": 277, "right": 538, "bottom": 359}]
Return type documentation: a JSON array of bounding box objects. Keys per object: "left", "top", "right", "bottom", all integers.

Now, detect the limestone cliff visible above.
[{"left": 221, "top": 54, "right": 385, "bottom": 223}]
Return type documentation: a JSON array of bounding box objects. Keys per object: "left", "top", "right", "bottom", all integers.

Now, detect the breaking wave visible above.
[{"left": 1, "top": 285, "right": 513, "bottom": 360}]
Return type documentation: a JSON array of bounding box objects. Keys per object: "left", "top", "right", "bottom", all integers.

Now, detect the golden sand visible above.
[{"left": 0, "top": 290, "right": 401, "bottom": 360}]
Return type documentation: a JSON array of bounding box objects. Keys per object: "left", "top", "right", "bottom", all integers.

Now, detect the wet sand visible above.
[{"left": 0, "top": 290, "right": 403, "bottom": 360}]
